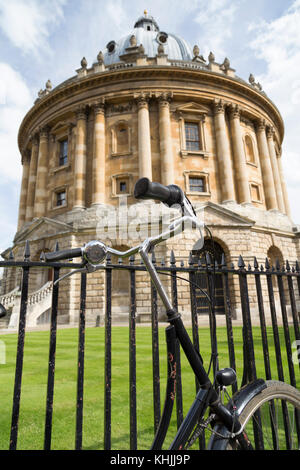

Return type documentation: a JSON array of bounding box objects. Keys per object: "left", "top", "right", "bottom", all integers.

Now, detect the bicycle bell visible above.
[{"left": 83, "top": 240, "right": 107, "bottom": 265}]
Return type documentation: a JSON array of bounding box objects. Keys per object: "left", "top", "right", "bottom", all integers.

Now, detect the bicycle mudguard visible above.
[{"left": 207, "top": 378, "right": 267, "bottom": 450}]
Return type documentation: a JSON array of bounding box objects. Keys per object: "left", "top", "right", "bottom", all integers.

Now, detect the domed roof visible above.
[{"left": 103, "top": 13, "right": 193, "bottom": 65}]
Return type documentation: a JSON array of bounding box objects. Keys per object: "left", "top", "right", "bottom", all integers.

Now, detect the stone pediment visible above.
[
  {"left": 176, "top": 102, "right": 209, "bottom": 115},
  {"left": 14, "top": 217, "right": 73, "bottom": 243},
  {"left": 195, "top": 202, "right": 255, "bottom": 227}
]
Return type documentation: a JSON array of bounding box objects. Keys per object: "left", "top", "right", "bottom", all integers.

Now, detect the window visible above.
[
  {"left": 111, "top": 121, "right": 131, "bottom": 157},
  {"left": 184, "top": 171, "right": 210, "bottom": 196},
  {"left": 250, "top": 183, "right": 261, "bottom": 202},
  {"left": 118, "top": 180, "right": 127, "bottom": 194},
  {"left": 56, "top": 190, "right": 66, "bottom": 207},
  {"left": 244, "top": 135, "right": 256, "bottom": 164},
  {"left": 189, "top": 176, "right": 205, "bottom": 192},
  {"left": 59, "top": 139, "right": 68, "bottom": 166},
  {"left": 185, "top": 122, "right": 201, "bottom": 151},
  {"left": 111, "top": 174, "right": 131, "bottom": 197}
]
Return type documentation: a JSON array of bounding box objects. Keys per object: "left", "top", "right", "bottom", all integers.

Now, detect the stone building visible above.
[{"left": 1, "top": 12, "right": 299, "bottom": 327}]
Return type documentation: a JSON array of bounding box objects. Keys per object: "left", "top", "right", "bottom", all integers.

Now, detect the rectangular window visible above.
[
  {"left": 250, "top": 184, "right": 261, "bottom": 202},
  {"left": 119, "top": 181, "right": 127, "bottom": 193},
  {"left": 59, "top": 139, "right": 68, "bottom": 166},
  {"left": 56, "top": 190, "right": 66, "bottom": 207},
  {"left": 185, "top": 122, "right": 201, "bottom": 151},
  {"left": 189, "top": 176, "right": 205, "bottom": 192}
]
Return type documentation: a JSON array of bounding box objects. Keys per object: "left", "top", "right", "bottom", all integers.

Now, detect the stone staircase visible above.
[{"left": 0, "top": 281, "right": 53, "bottom": 329}]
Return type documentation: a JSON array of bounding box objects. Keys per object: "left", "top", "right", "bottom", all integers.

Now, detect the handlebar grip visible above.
[
  {"left": 43, "top": 247, "right": 83, "bottom": 262},
  {"left": 134, "top": 178, "right": 183, "bottom": 207}
]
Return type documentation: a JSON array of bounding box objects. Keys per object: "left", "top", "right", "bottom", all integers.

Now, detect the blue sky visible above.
[{"left": 0, "top": 0, "right": 300, "bottom": 255}]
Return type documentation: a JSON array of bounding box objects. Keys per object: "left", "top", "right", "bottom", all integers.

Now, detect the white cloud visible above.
[
  {"left": 193, "top": 0, "right": 240, "bottom": 58},
  {"left": 0, "top": 63, "right": 32, "bottom": 181},
  {"left": 248, "top": 0, "right": 300, "bottom": 223},
  {"left": 0, "top": 0, "right": 66, "bottom": 56}
]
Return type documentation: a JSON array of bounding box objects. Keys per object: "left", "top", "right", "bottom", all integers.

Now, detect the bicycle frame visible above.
[{"left": 50, "top": 194, "right": 255, "bottom": 449}]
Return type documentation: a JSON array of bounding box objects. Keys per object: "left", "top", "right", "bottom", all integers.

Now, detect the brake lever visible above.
[{"left": 53, "top": 262, "right": 105, "bottom": 285}]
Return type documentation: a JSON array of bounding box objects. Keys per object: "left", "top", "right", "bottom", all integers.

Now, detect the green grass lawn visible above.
[{"left": 0, "top": 325, "right": 298, "bottom": 450}]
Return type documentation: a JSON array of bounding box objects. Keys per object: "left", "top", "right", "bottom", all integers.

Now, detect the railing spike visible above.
[
  {"left": 230, "top": 262, "right": 235, "bottom": 270},
  {"left": 170, "top": 250, "right": 176, "bottom": 266},
  {"left": 253, "top": 257, "right": 258, "bottom": 270},
  {"left": 129, "top": 255, "right": 135, "bottom": 265},
  {"left": 260, "top": 264, "right": 264, "bottom": 271},
  {"left": 161, "top": 257, "right": 165, "bottom": 266},
  {"left": 180, "top": 260, "right": 184, "bottom": 267},
  {"left": 296, "top": 260, "right": 300, "bottom": 272},
  {"left": 106, "top": 253, "right": 111, "bottom": 265},
  {"left": 55, "top": 241, "right": 59, "bottom": 252},
  {"left": 118, "top": 257, "right": 122, "bottom": 265},
  {"left": 205, "top": 252, "right": 212, "bottom": 266},
  {"left": 188, "top": 252, "right": 193, "bottom": 266},
  {"left": 151, "top": 249, "right": 156, "bottom": 265},
  {"left": 275, "top": 258, "right": 281, "bottom": 271},
  {"left": 24, "top": 240, "right": 30, "bottom": 260},
  {"left": 248, "top": 263, "right": 252, "bottom": 271},
  {"left": 238, "top": 255, "right": 245, "bottom": 269},
  {"left": 221, "top": 253, "right": 226, "bottom": 268},
  {"left": 265, "top": 257, "right": 270, "bottom": 270},
  {"left": 286, "top": 260, "right": 291, "bottom": 272}
]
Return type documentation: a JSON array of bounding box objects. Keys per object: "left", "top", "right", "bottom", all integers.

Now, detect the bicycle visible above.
[{"left": 43, "top": 177, "right": 300, "bottom": 450}]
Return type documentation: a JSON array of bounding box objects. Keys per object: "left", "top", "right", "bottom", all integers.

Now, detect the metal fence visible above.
[{"left": 0, "top": 240, "right": 299, "bottom": 450}]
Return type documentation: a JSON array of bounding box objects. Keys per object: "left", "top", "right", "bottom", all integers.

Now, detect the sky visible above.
[{"left": 0, "top": 0, "right": 300, "bottom": 256}]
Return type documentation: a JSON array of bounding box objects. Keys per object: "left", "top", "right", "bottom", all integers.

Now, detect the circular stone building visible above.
[{"left": 1, "top": 12, "right": 299, "bottom": 327}]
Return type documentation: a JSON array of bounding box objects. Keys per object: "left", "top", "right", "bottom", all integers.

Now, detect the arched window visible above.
[
  {"left": 244, "top": 134, "right": 256, "bottom": 164},
  {"left": 192, "top": 239, "right": 225, "bottom": 315}
]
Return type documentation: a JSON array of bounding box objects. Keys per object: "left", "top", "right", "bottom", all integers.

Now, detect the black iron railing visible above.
[{"left": 0, "top": 240, "right": 299, "bottom": 450}]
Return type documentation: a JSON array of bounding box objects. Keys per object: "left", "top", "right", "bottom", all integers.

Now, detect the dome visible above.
[{"left": 103, "top": 13, "right": 193, "bottom": 65}]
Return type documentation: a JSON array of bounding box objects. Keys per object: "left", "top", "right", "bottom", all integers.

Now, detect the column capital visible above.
[
  {"left": 134, "top": 92, "right": 151, "bottom": 109},
  {"left": 157, "top": 91, "right": 173, "bottom": 108},
  {"left": 228, "top": 103, "right": 241, "bottom": 120},
  {"left": 29, "top": 133, "right": 39, "bottom": 146},
  {"left": 75, "top": 104, "right": 88, "bottom": 121},
  {"left": 21, "top": 149, "right": 31, "bottom": 165},
  {"left": 39, "top": 125, "right": 50, "bottom": 140},
  {"left": 255, "top": 118, "right": 267, "bottom": 132},
  {"left": 266, "top": 125, "right": 275, "bottom": 140},
  {"left": 213, "top": 99, "right": 225, "bottom": 115},
  {"left": 92, "top": 97, "right": 106, "bottom": 116}
]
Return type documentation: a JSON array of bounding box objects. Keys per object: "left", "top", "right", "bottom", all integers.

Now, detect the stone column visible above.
[
  {"left": 158, "top": 93, "right": 174, "bottom": 186},
  {"left": 92, "top": 100, "right": 106, "bottom": 205},
  {"left": 17, "top": 150, "right": 30, "bottom": 230},
  {"left": 266, "top": 127, "right": 285, "bottom": 213},
  {"left": 25, "top": 135, "right": 39, "bottom": 222},
  {"left": 277, "top": 150, "right": 291, "bottom": 218},
  {"left": 229, "top": 104, "right": 251, "bottom": 204},
  {"left": 136, "top": 94, "right": 152, "bottom": 180},
  {"left": 33, "top": 127, "right": 49, "bottom": 218},
  {"left": 73, "top": 105, "right": 87, "bottom": 209},
  {"left": 256, "top": 119, "right": 277, "bottom": 211},
  {"left": 213, "top": 100, "right": 235, "bottom": 203}
]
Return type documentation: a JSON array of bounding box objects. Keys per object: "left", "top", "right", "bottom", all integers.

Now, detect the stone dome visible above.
[{"left": 103, "top": 13, "right": 193, "bottom": 65}]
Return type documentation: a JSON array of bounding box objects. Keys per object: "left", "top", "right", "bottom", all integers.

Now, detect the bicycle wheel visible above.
[{"left": 210, "top": 380, "right": 300, "bottom": 450}]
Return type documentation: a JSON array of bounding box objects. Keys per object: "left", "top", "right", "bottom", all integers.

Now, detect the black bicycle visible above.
[{"left": 44, "top": 178, "right": 300, "bottom": 450}]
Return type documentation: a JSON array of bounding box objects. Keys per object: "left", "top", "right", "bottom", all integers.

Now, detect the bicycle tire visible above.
[{"left": 209, "top": 380, "right": 300, "bottom": 450}]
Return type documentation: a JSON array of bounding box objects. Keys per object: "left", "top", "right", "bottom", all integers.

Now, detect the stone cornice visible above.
[{"left": 18, "top": 65, "right": 284, "bottom": 155}]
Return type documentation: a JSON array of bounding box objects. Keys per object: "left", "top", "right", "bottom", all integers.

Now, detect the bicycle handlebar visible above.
[
  {"left": 43, "top": 247, "right": 83, "bottom": 262},
  {"left": 134, "top": 177, "right": 183, "bottom": 207}
]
